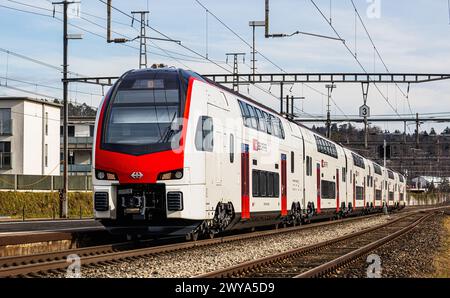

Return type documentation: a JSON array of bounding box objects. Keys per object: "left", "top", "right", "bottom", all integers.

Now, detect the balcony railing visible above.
[
  {"left": 60, "top": 164, "right": 92, "bottom": 173},
  {"left": 0, "top": 119, "right": 12, "bottom": 136},
  {"left": 0, "top": 152, "right": 12, "bottom": 170},
  {"left": 60, "top": 137, "right": 93, "bottom": 147}
]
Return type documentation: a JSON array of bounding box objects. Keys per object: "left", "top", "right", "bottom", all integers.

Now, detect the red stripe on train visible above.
[{"left": 316, "top": 163, "right": 321, "bottom": 214}]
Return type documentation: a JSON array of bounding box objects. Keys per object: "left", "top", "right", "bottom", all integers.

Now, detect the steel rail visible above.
[
  {"left": 195, "top": 208, "right": 446, "bottom": 278},
  {"left": 294, "top": 212, "right": 435, "bottom": 278},
  {"left": 0, "top": 206, "right": 446, "bottom": 278},
  {"left": 0, "top": 213, "right": 385, "bottom": 277}
]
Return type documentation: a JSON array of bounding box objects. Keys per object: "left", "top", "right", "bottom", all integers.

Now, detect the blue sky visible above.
[{"left": 1, "top": 0, "right": 450, "bottom": 133}]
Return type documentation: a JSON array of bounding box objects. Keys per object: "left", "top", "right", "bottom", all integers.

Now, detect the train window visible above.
[
  {"left": 254, "top": 108, "right": 267, "bottom": 132},
  {"left": 252, "top": 170, "right": 279, "bottom": 198},
  {"left": 291, "top": 151, "right": 295, "bottom": 173},
  {"left": 350, "top": 171, "right": 352, "bottom": 183},
  {"left": 272, "top": 116, "right": 281, "bottom": 138},
  {"left": 230, "top": 134, "right": 234, "bottom": 163},
  {"left": 355, "top": 186, "right": 364, "bottom": 200},
  {"left": 389, "top": 192, "right": 394, "bottom": 201},
  {"left": 246, "top": 104, "right": 259, "bottom": 129},
  {"left": 195, "top": 116, "right": 214, "bottom": 152},
  {"left": 252, "top": 170, "right": 260, "bottom": 197},
  {"left": 306, "top": 156, "right": 312, "bottom": 176},
  {"left": 399, "top": 175, "right": 404, "bottom": 183},
  {"left": 274, "top": 173, "right": 280, "bottom": 197},
  {"left": 321, "top": 181, "right": 336, "bottom": 200},
  {"left": 238, "top": 101, "right": 251, "bottom": 127},
  {"left": 342, "top": 168, "right": 346, "bottom": 182},
  {"left": 351, "top": 153, "right": 365, "bottom": 169},
  {"left": 267, "top": 173, "right": 274, "bottom": 197},
  {"left": 314, "top": 135, "right": 338, "bottom": 159},
  {"left": 385, "top": 181, "right": 388, "bottom": 189},
  {"left": 367, "top": 176, "right": 370, "bottom": 187},
  {"left": 400, "top": 193, "right": 404, "bottom": 201},
  {"left": 278, "top": 118, "right": 285, "bottom": 139},
  {"left": 263, "top": 111, "right": 273, "bottom": 135},
  {"left": 260, "top": 172, "right": 267, "bottom": 197},
  {"left": 373, "top": 163, "right": 382, "bottom": 175},
  {"left": 387, "top": 170, "right": 394, "bottom": 180},
  {"left": 376, "top": 190, "right": 382, "bottom": 201}
]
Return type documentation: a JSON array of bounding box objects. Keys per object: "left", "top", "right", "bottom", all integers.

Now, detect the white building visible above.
[
  {"left": 60, "top": 116, "right": 95, "bottom": 175},
  {"left": 0, "top": 97, "right": 61, "bottom": 176}
]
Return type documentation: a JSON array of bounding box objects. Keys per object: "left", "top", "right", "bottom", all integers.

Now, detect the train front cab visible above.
[{"left": 92, "top": 68, "right": 210, "bottom": 234}]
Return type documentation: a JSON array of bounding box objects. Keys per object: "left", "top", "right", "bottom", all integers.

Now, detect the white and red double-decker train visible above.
[{"left": 92, "top": 68, "right": 406, "bottom": 238}]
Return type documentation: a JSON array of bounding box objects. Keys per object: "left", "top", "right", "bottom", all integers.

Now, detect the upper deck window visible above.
[
  {"left": 352, "top": 153, "right": 366, "bottom": 169},
  {"left": 388, "top": 170, "right": 395, "bottom": 180},
  {"left": 373, "top": 163, "right": 382, "bottom": 175},
  {"left": 314, "top": 135, "right": 338, "bottom": 159},
  {"left": 237, "top": 100, "right": 284, "bottom": 139}
]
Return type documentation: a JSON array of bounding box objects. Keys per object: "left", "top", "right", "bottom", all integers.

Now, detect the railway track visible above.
[
  {"left": 196, "top": 209, "right": 443, "bottom": 278},
  {"left": 0, "top": 206, "right": 445, "bottom": 278},
  {"left": 0, "top": 212, "right": 390, "bottom": 277}
]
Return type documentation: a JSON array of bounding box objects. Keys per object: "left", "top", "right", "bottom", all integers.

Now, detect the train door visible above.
[
  {"left": 336, "top": 168, "right": 340, "bottom": 212},
  {"left": 241, "top": 144, "right": 250, "bottom": 219},
  {"left": 281, "top": 153, "right": 287, "bottom": 216},
  {"left": 205, "top": 103, "right": 225, "bottom": 208},
  {"left": 316, "top": 162, "right": 321, "bottom": 214}
]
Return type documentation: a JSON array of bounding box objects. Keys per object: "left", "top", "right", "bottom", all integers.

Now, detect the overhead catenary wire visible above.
[
  {"left": 310, "top": 0, "right": 404, "bottom": 123},
  {"left": 2, "top": 1, "right": 223, "bottom": 64},
  {"left": 193, "top": 0, "right": 349, "bottom": 120},
  {"left": 0, "top": 75, "right": 103, "bottom": 97},
  {"left": 349, "top": 0, "right": 414, "bottom": 117},
  {"left": 96, "top": 0, "right": 311, "bottom": 114}
]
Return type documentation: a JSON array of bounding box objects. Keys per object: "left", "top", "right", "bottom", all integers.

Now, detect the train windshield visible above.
[{"left": 102, "top": 70, "right": 188, "bottom": 155}]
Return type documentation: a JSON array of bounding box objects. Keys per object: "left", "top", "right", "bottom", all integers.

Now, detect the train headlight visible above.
[
  {"left": 174, "top": 171, "right": 183, "bottom": 179},
  {"left": 158, "top": 169, "right": 183, "bottom": 180},
  {"left": 95, "top": 170, "right": 118, "bottom": 181}
]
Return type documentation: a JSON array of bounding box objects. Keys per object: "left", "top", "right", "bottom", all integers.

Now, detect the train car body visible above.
[{"left": 93, "top": 68, "right": 406, "bottom": 238}]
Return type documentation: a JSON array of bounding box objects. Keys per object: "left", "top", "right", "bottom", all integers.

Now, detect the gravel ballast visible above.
[
  {"left": 334, "top": 212, "right": 448, "bottom": 278},
  {"left": 51, "top": 215, "right": 393, "bottom": 278}
]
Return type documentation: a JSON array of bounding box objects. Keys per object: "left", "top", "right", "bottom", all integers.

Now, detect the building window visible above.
[
  {"left": 0, "top": 108, "right": 12, "bottom": 135},
  {"left": 90, "top": 125, "right": 95, "bottom": 137},
  {"left": 44, "top": 144, "right": 48, "bottom": 167},
  {"left": 0, "top": 141, "right": 11, "bottom": 169},
  {"left": 68, "top": 126, "right": 75, "bottom": 137}
]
